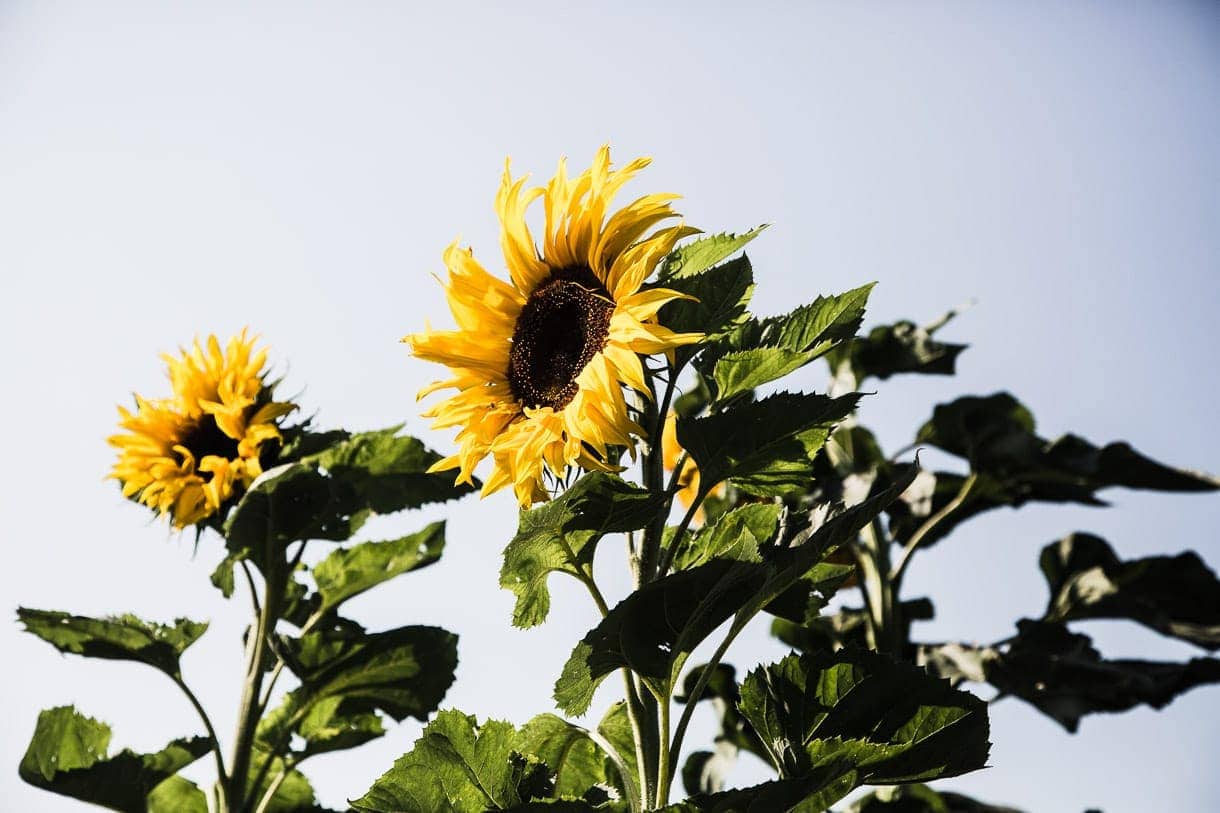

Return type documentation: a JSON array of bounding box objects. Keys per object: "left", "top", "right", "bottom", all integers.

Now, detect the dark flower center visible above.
[
  {"left": 508, "top": 267, "right": 615, "bottom": 410},
  {"left": 178, "top": 414, "right": 240, "bottom": 479}
]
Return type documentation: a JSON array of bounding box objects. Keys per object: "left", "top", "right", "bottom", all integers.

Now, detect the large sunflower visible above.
[
  {"left": 407, "top": 146, "right": 702, "bottom": 506},
  {"left": 108, "top": 330, "right": 297, "bottom": 528}
]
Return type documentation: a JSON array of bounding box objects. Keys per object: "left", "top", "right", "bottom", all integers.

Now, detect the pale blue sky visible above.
[{"left": 2, "top": 2, "right": 1218, "bottom": 810}]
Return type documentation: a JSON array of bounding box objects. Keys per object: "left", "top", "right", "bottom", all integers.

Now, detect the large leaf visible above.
[
  {"left": 19, "top": 706, "right": 209, "bottom": 812},
  {"left": 502, "top": 473, "right": 665, "bottom": 628},
  {"left": 259, "top": 625, "right": 457, "bottom": 756},
  {"left": 18, "top": 609, "right": 207, "bottom": 678},
  {"left": 738, "top": 650, "right": 989, "bottom": 791},
  {"left": 351, "top": 710, "right": 551, "bottom": 813},
  {"left": 827, "top": 314, "right": 968, "bottom": 389},
  {"left": 1040, "top": 533, "right": 1220, "bottom": 650},
  {"left": 514, "top": 714, "right": 612, "bottom": 800},
  {"left": 313, "top": 522, "right": 446, "bottom": 614},
  {"left": 707, "top": 284, "right": 874, "bottom": 402},
  {"left": 554, "top": 476, "right": 914, "bottom": 716},
  {"left": 224, "top": 462, "right": 335, "bottom": 558},
  {"left": 850, "top": 785, "right": 1024, "bottom": 813},
  {"left": 677, "top": 391, "right": 863, "bottom": 498},
  {"left": 920, "top": 620, "right": 1220, "bottom": 732},
  {"left": 657, "top": 255, "right": 755, "bottom": 343},
  {"left": 658, "top": 226, "right": 766, "bottom": 281}
]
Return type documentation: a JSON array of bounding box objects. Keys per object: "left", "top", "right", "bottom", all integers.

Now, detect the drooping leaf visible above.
[
  {"left": 1040, "top": 533, "right": 1220, "bottom": 650},
  {"left": 658, "top": 255, "right": 755, "bottom": 343},
  {"left": 224, "top": 462, "right": 335, "bottom": 559},
  {"left": 258, "top": 625, "right": 457, "bottom": 756},
  {"left": 708, "top": 284, "right": 874, "bottom": 402},
  {"left": 677, "top": 391, "right": 863, "bottom": 498},
  {"left": 514, "top": 714, "right": 611, "bottom": 800},
  {"left": 659, "top": 767, "right": 863, "bottom": 813},
  {"left": 827, "top": 312, "right": 969, "bottom": 389},
  {"left": 313, "top": 522, "right": 446, "bottom": 614},
  {"left": 770, "top": 598, "right": 935, "bottom": 653},
  {"left": 351, "top": 710, "right": 552, "bottom": 813},
  {"left": 19, "top": 706, "right": 209, "bottom": 812},
  {"left": 738, "top": 650, "right": 989, "bottom": 792},
  {"left": 502, "top": 473, "right": 665, "bottom": 628},
  {"left": 920, "top": 620, "right": 1220, "bottom": 732},
  {"left": 658, "top": 226, "right": 766, "bottom": 281},
  {"left": 554, "top": 476, "right": 913, "bottom": 716},
  {"left": 17, "top": 609, "right": 207, "bottom": 678},
  {"left": 849, "top": 784, "right": 1024, "bottom": 813}
]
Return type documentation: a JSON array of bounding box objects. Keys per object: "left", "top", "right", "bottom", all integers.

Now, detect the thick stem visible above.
[{"left": 655, "top": 692, "right": 672, "bottom": 809}]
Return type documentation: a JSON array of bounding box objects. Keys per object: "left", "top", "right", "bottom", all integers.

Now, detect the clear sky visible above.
[{"left": 2, "top": 2, "right": 1218, "bottom": 810}]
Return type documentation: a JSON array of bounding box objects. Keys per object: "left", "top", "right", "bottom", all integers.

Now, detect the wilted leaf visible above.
[
  {"left": 18, "top": 609, "right": 207, "bottom": 678},
  {"left": 827, "top": 313, "right": 968, "bottom": 389},
  {"left": 19, "top": 706, "right": 209, "bottom": 812},
  {"left": 1040, "top": 533, "right": 1220, "bottom": 650}
]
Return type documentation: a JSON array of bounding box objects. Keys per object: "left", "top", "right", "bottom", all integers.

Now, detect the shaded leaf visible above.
[
  {"left": 1040, "top": 533, "right": 1220, "bottom": 650},
  {"left": 247, "top": 750, "right": 321, "bottom": 813},
  {"left": 771, "top": 598, "right": 935, "bottom": 653},
  {"left": 502, "top": 473, "right": 665, "bottom": 628},
  {"left": 597, "top": 702, "right": 639, "bottom": 803},
  {"left": 18, "top": 609, "right": 207, "bottom": 678},
  {"left": 224, "top": 463, "right": 334, "bottom": 559},
  {"left": 850, "top": 784, "right": 1024, "bottom": 813},
  {"left": 658, "top": 255, "right": 755, "bottom": 343},
  {"left": 659, "top": 226, "right": 766, "bottom": 281},
  {"left": 677, "top": 392, "right": 863, "bottom": 498},
  {"left": 313, "top": 522, "right": 445, "bottom": 614},
  {"left": 19, "top": 706, "right": 209, "bottom": 812},
  {"left": 351, "top": 710, "right": 551, "bottom": 813},
  {"left": 827, "top": 314, "right": 968, "bottom": 389},
  {"left": 738, "top": 650, "right": 989, "bottom": 787}
]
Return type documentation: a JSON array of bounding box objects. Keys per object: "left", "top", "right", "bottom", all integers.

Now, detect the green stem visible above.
[
  {"left": 172, "top": 675, "right": 229, "bottom": 810},
  {"left": 655, "top": 691, "right": 672, "bottom": 809},
  {"left": 639, "top": 363, "right": 677, "bottom": 585},
  {"left": 890, "top": 472, "right": 978, "bottom": 590},
  {"left": 655, "top": 489, "right": 705, "bottom": 579}
]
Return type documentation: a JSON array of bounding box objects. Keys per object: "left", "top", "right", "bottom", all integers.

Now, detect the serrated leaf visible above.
[
  {"left": 514, "top": 714, "right": 611, "bottom": 800},
  {"left": 351, "top": 710, "right": 552, "bottom": 813},
  {"left": 710, "top": 284, "right": 874, "bottom": 402},
  {"left": 502, "top": 473, "right": 665, "bottom": 628},
  {"left": 1040, "top": 533, "right": 1220, "bottom": 649},
  {"left": 19, "top": 706, "right": 209, "bottom": 812},
  {"left": 670, "top": 503, "right": 780, "bottom": 571},
  {"left": 295, "top": 695, "right": 386, "bottom": 757},
  {"left": 18, "top": 609, "right": 207, "bottom": 678},
  {"left": 657, "top": 255, "right": 755, "bottom": 344},
  {"left": 314, "top": 522, "right": 445, "bottom": 614},
  {"left": 224, "top": 462, "right": 335, "bottom": 560},
  {"left": 659, "top": 226, "right": 766, "bottom": 281},
  {"left": 554, "top": 476, "right": 913, "bottom": 716},
  {"left": 677, "top": 392, "right": 862, "bottom": 498},
  {"left": 738, "top": 649, "right": 989, "bottom": 793}
]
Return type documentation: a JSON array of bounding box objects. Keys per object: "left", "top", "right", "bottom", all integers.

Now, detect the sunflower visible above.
[
  {"left": 406, "top": 146, "right": 703, "bottom": 506},
  {"left": 108, "top": 330, "right": 297, "bottom": 529},
  {"left": 661, "top": 410, "right": 724, "bottom": 523}
]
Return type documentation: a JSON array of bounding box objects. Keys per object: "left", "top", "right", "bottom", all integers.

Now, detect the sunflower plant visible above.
[{"left": 18, "top": 332, "right": 474, "bottom": 812}]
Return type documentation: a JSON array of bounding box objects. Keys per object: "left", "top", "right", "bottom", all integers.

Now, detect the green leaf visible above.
[
  {"left": 670, "top": 503, "right": 780, "bottom": 571},
  {"left": 676, "top": 663, "right": 769, "bottom": 796},
  {"left": 677, "top": 391, "right": 862, "bottom": 498},
  {"left": 827, "top": 312, "right": 969, "bottom": 389},
  {"left": 146, "top": 776, "right": 209, "bottom": 813},
  {"left": 658, "top": 226, "right": 766, "bottom": 281},
  {"left": 19, "top": 706, "right": 209, "bottom": 812},
  {"left": 597, "top": 702, "right": 639, "bottom": 803},
  {"left": 709, "top": 284, "right": 874, "bottom": 402},
  {"left": 738, "top": 649, "right": 989, "bottom": 793},
  {"left": 660, "top": 768, "right": 861, "bottom": 813},
  {"left": 554, "top": 475, "right": 913, "bottom": 716},
  {"left": 658, "top": 255, "right": 755, "bottom": 342},
  {"left": 313, "top": 522, "right": 446, "bottom": 614},
  {"left": 771, "top": 599, "right": 935, "bottom": 652},
  {"left": 502, "top": 473, "right": 665, "bottom": 628},
  {"left": 224, "top": 462, "right": 335, "bottom": 558},
  {"left": 17, "top": 609, "right": 207, "bottom": 678},
  {"left": 921, "top": 620, "right": 1220, "bottom": 732},
  {"left": 1040, "top": 533, "right": 1220, "bottom": 650},
  {"left": 351, "top": 710, "right": 551, "bottom": 813},
  {"left": 850, "top": 784, "right": 1024, "bottom": 813},
  {"left": 514, "top": 714, "right": 611, "bottom": 799},
  {"left": 247, "top": 750, "right": 321, "bottom": 813},
  {"left": 260, "top": 625, "right": 457, "bottom": 755},
  {"left": 309, "top": 425, "right": 478, "bottom": 516}
]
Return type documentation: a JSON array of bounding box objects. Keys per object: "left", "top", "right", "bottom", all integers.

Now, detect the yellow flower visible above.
[
  {"left": 108, "top": 330, "right": 297, "bottom": 528},
  {"left": 406, "top": 146, "right": 702, "bottom": 506},
  {"left": 661, "top": 411, "right": 724, "bottom": 523}
]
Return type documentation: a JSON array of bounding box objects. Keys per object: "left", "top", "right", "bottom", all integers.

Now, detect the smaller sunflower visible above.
[
  {"left": 661, "top": 410, "right": 724, "bottom": 524},
  {"left": 108, "top": 330, "right": 297, "bottom": 529}
]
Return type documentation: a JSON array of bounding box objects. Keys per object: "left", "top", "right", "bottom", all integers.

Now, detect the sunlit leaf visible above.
[{"left": 313, "top": 522, "right": 445, "bottom": 614}]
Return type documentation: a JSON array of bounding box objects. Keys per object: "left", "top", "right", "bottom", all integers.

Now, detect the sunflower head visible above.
[
  {"left": 108, "top": 330, "right": 298, "bottom": 529},
  {"left": 406, "top": 146, "right": 703, "bottom": 506}
]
